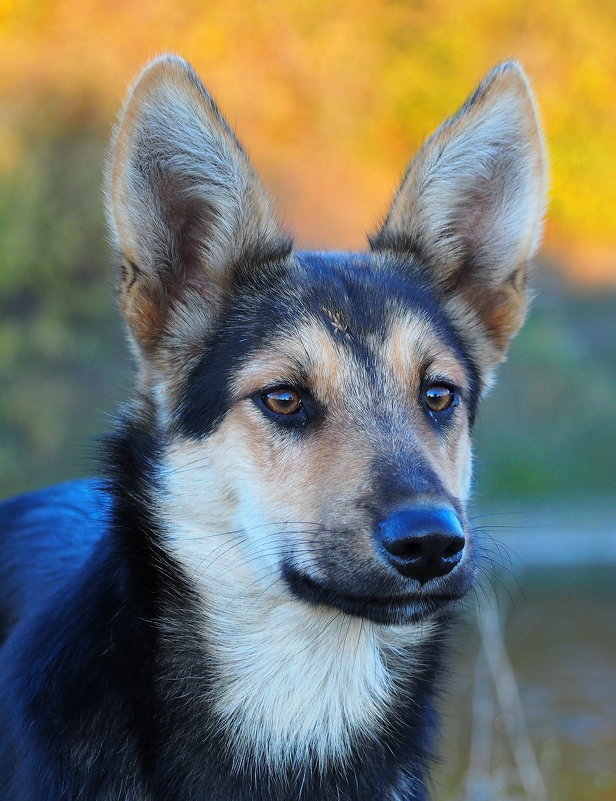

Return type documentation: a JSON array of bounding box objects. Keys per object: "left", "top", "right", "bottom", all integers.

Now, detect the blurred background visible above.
[{"left": 0, "top": 1, "right": 614, "bottom": 799}]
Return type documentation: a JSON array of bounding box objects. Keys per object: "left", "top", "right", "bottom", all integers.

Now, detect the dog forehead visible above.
[
  {"left": 227, "top": 249, "right": 447, "bottom": 349},
  {"left": 288, "top": 251, "right": 455, "bottom": 355},
  {"left": 232, "top": 310, "right": 451, "bottom": 412},
  {"left": 291, "top": 250, "right": 434, "bottom": 329},
  {"left": 174, "top": 250, "right": 477, "bottom": 439},
  {"left": 233, "top": 254, "right": 463, "bottom": 398}
]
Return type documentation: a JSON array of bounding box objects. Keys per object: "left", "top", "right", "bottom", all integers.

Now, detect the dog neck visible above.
[
  {"left": 103, "top": 427, "right": 446, "bottom": 798},
  {"left": 156, "top": 483, "right": 439, "bottom": 773}
]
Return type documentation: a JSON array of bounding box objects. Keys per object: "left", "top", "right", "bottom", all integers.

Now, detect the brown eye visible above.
[
  {"left": 424, "top": 384, "right": 456, "bottom": 413},
  {"left": 262, "top": 387, "right": 302, "bottom": 415}
]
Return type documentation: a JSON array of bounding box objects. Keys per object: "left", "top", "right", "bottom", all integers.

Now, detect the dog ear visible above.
[
  {"left": 106, "top": 55, "right": 290, "bottom": 356},
  {"left": 371, "top": 62, "right": 547, "bottom": 367}
]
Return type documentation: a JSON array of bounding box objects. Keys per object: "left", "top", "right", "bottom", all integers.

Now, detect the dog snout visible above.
[{"left": 376, "top": 507, "right": 465, "bottom": 584}]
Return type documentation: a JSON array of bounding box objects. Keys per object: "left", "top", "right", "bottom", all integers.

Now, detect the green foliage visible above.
[
  {"left": 0, "top": 124, "right": 129, "bottom": 497},
  {"left": 474, "top": 272, "right": 616, "bottom": 502}
]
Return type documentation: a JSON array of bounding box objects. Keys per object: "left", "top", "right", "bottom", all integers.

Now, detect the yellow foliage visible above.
[{"left": 0, "top": 0, "right": 614, "bottom": 282}]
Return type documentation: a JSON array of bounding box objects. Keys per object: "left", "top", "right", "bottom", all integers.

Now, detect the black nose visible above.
[{"left": 376, "top": 507, "right": 465, "bottom": 583}]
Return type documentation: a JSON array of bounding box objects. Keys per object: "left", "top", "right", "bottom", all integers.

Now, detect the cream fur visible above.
[{"left": 157, "top": 439, "right": 438, "bottom": 770}]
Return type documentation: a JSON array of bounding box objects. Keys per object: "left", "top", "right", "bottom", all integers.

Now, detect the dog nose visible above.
[{"left": 376, "top": 507, "right": 465, "bottom": 584}]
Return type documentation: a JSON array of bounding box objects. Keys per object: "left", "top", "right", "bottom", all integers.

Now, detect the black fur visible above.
[
  {"left": 0, "top": 448, "right": 443, "bottom": 800},
  {"left": 0, "top": 249, "right": 481, "bottom": 800},
  {"left": 0, "top": 246, "right": 483, "bottom": 800},
  {"left": 0, "top": 48, "right": 547, "bottom": 798},
  {"left": 178, "top": 251, "right": 480, "bottom": 439}
]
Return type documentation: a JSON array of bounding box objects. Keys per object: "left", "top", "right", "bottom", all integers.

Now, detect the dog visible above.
[{"left": 0, "top": 55, "right": 546, "bottom": 800}]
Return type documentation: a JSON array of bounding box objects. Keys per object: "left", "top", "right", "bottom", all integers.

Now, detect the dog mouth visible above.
[{"left": 282, "top": 565, "right": 466, "bottom": 625}]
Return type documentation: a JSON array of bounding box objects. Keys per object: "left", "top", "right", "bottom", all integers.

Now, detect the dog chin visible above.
[{"left": 281, "top": 564, "right": 466, "bottom": 625}]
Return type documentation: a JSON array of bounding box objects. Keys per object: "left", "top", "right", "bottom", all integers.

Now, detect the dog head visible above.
[{"left": 106, "top": 56, "right": 546, "bottom": 626}]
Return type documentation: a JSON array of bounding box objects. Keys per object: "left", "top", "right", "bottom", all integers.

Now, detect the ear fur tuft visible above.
[
  {"left": 106, "top": 54, "right": 290, "bottom": 356},
  {"left": 371, "top": 61, "right": 548, "bottom": 366}
]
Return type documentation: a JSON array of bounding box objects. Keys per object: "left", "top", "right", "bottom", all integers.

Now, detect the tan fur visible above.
[
  {"left": 152, "top": 307, "right": 474, "bottom": 766},
  {"left": 384, "top": 315, "right": 473, "bottom": 501},
  {"left": 103, "top": 55, "right": 548, "bottom": 775},
  {"left": 159, "top": 422, "right": 439, "bottom": 770},
  {"left": 230, "top": 319, "right": 345, "bottom": 404},
  {"left": 224, "top": 310, "right": 474, "bottom": 530}
]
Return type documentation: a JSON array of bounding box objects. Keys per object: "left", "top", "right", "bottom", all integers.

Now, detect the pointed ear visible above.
[
  {"left": 106, "top": 55, "right": 290, "bottom": 356},
  {"left": 371, "top": 61, "right": 547, "bottom": 366}
]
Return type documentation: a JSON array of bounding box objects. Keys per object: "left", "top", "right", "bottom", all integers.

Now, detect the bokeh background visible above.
[{"left": 1, "top": 2, "right": 614, "bottom": 799}]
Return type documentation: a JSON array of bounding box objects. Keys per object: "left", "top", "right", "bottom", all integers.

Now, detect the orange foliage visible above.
[{"left": 0, "top": 0, "right": 615, "bottom": 283}]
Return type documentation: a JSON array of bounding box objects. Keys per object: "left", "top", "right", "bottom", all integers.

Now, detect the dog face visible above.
[
  {"left": 158, "top": 253, "right": 478, "bottom": 626},
  {"left": 107, "top": 56, "right": 546, "bottom": 627}
]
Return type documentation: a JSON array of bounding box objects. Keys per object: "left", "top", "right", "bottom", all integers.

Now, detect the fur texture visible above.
[{"left": 0, "top": 55, "right": 547, "bottom": 800}]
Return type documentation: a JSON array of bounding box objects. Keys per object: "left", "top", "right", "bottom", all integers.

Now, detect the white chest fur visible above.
[{"left": 158, "top": 448, "right": 436, "bottom": 770}]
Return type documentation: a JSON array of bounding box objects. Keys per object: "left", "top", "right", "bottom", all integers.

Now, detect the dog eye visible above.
[
  {"left": 261, "top": 387, "right": 303, "bottom": 415},
  {"left": 424, "top": 384, "right": 456, "bottom": 413}
]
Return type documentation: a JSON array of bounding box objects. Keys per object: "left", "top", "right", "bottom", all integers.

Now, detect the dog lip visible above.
[{"left": 281, "top": 564, "right": 465, "bottom": 623}]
